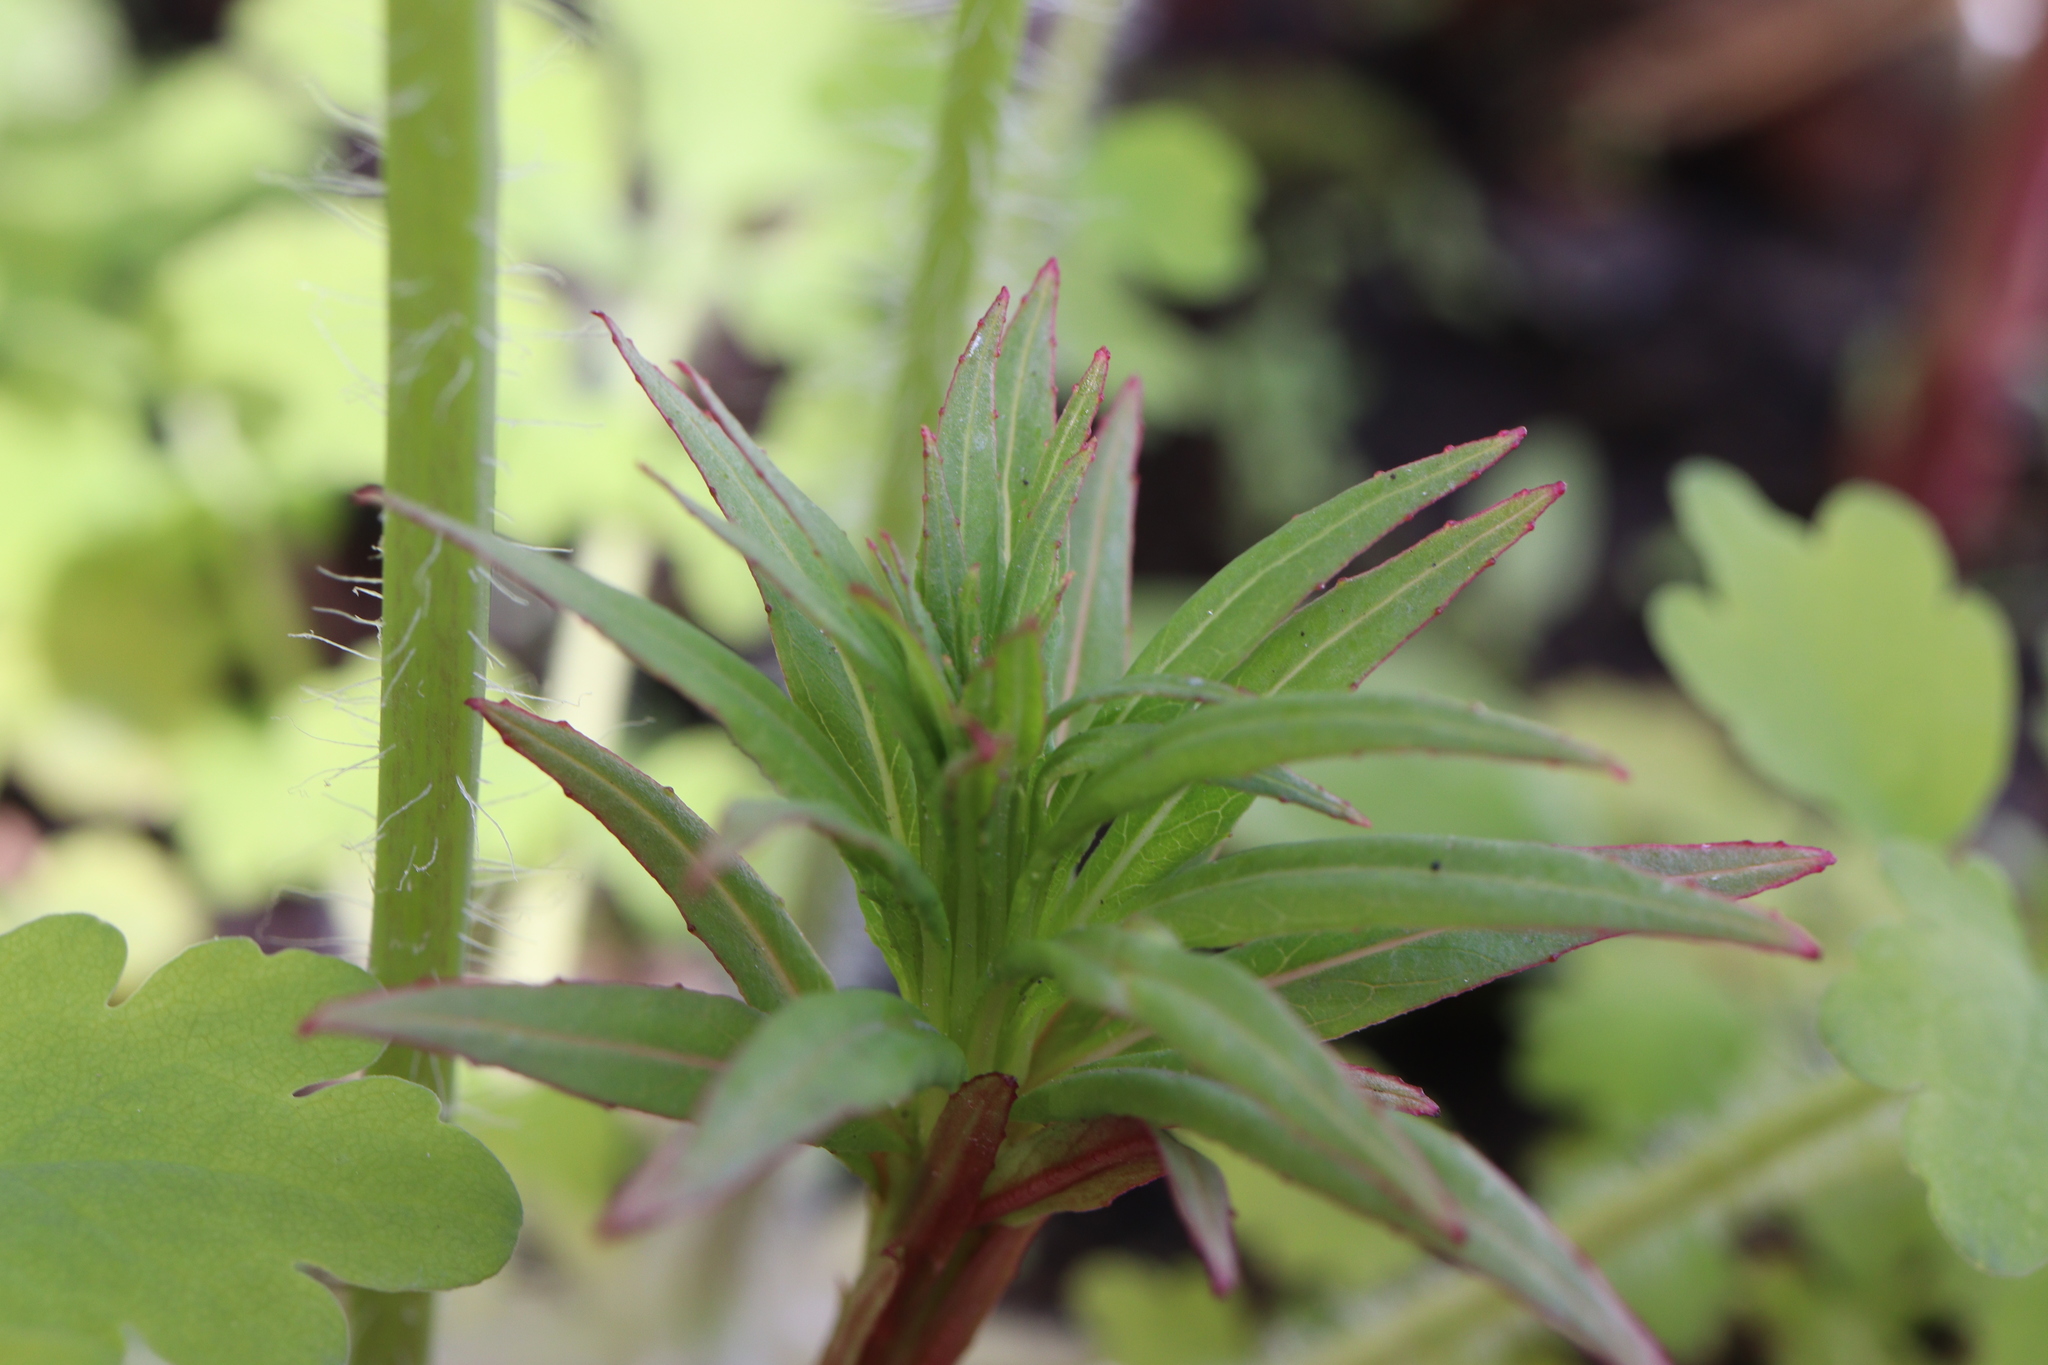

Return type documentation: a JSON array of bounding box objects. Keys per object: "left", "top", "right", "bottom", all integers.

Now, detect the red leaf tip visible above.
[{"left": 351, "top": 484, "right": 384, "bottom": 507}]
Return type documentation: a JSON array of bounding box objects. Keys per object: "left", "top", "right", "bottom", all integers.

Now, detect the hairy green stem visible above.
[
  {"left": 878, "top": 0, "right": 1031, "bottom": 541},
  {"left": 355, "top": 0, "right": 498, "bottom": 1357},
  {"left": 1283, "top": 1072, "right": 1900, "bottom": 1365}
]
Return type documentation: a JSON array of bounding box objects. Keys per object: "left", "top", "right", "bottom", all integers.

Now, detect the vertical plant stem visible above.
[
  {"left": 878, "top": 0, "right": 1032, "bottom": 541},
  {"left": 354, "top": 0, "right": 497, "bottom": 1359}
]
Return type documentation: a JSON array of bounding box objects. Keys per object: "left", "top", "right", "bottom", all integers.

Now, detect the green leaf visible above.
[
  {"left": 1050, "top": 377, "right": 1144, "bottom": 705},
  {"left": 1821, "top": 842, "right": 2048, "bottom": 1274},
  {"left": 1045, "top": 693, "right": 1610, "bottom": 851},
  {"left": 1125, "top": 835, "right": 1820, "bottom": 955},
  {"left": 1222, "top": 841, "right": 1831, "bottom": 1040},
  {"left": 1017, "top": 1067, "right": 1661, "bottom": 1365},
  {"left": 1650, "top": 462, "right": 2016, "bottom": 844},
  {"left": 1123, "top": 429, "right": 1523, "bottom": 694},
  {"left": 1011, "top": 927, "right": 1456, "bottom": 1234},
  {"left": 1232, "top": 927, "right": 1599, "bottom": 1040},
  {"left": 307, "top": 980, "right": 759, "bottom": 1120},
  {"left": 1230, "top": 483, "right": 1563, "bottom": 694},
  {"left": 715, "top": 798, "right": 948, "bottom": 949},
  {"left": 373, "top": 491, "right": 877, "bottom": 825},
  {"left": 920, "top": 293, "right": 1007, "bottom": 665},
  {"left": 473, "top": 701, "right": 835, "bottom": 1007},
  {"left": 679, "top": 989, "right": 966, "bottom": 1203},
  {"left": 0, "top": 916, "right": 520, "bottom": 1365},
  {"left": 996, "top": 260, "right": 1060, "bottom": 573},
  {"left": 1002, "top": 348, "right": 1109, "bottom": 632}
]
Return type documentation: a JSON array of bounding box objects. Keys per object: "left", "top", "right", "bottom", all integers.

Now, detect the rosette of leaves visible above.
[{"left": 312, "top": 264, "right": 1827, "bottom": 1365}]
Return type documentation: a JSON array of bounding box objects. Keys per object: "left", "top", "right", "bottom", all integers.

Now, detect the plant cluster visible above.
[{"left": 309, "top": 269, "right": 1830, "bottom": 1365}]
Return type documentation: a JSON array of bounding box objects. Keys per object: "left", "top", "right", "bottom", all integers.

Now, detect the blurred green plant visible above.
[{"left": 310, "top": 276, "right": 1827, "bottom": 1365}]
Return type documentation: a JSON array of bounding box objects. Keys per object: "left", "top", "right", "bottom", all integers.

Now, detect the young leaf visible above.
[
  {"left": 1002, "top": 349, "right": 1109, "bottom": 631},
  {"left": 0, "top": 916, "right": 520, "bottom": 1365},
  {"left": 677, "top": 990, "right": 967, "bottom": 1204},
  {"left": 473, "top": 701, "right": 836, "bottom": 1007},
  {"left": 1050, "top": 377, "right": 1144, "bottom": 705},
  {"left": 1016, "top": 1066, "right": 1663, "bottom": 1365},
  {"left": 1650, "top": 462, "right": 2015, "bottom": 844},
  {"left": 371, "top": 491, "right": 878, "bottom": 825},
  {"left": 1821, "top": 842, "right": 2048, "bottom": 1274},
  {"left": 1011, "top": 927, "right": 1457, "bottom": 1235},
  {"left": 1230, "top": 483, "right": 1564, "bottom": 694},
  {"left": 1153, "top": 1127, "right": 1241, "bottom": 1295},
  {"left": 996, "top": 261, "right": 1060, "bottom": 567},
  {"left": 1124, "top": 835, "right": 1820, "bottom": 955},
  {"left": 978, "top": 1116, "right": 1163, "bottom": 1223},
  {"left": 307, "top": 980, "right": 760, "bottom": 1120},
  {"left": 1121, "top": 429, "right": 1524, "bottom": 695},
  {"left": 920, "top": 293, "right": 1008, "bottom": 664},
  {"left": 1044, "top": 693, "right": 1611, "bottom": 852}
]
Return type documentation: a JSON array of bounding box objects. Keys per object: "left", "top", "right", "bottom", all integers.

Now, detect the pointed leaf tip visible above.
[{"left": 352, "top": 483, "right": 384, "bottom": 506}]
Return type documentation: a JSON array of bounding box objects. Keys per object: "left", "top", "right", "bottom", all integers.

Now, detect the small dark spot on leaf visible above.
[{"left": 1430, "top": 860, "right": 1442, "bottom": 872}]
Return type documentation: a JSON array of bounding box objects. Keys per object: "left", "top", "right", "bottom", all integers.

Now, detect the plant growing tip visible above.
[{"left": 331, "top": 274, "right": 1829, "bottom": 1365}]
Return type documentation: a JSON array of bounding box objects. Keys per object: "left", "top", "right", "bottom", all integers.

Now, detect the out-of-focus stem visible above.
[
  {"left": 878, "top": 0, "right": 1032, "bottom": 542},
  {"left": 355, "top": 0, "right": 498, "bottom": 1358}
]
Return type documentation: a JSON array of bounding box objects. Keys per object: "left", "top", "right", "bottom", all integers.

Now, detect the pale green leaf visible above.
[
  {"left": 1650, "top": 462, "right": 2015, "bottom": 844},
  {"left": 920, "top": 293, "right": 1006, "bottom": 664},
  {"left": 308, "top": 979, "right": 759, "bottom": 1120},
  {"left": 1002, "top": 348, "right": 1108, "bottom": 632},
  {"left": 0, "top": 916, "right": 520, "bottom": 1365},
  {"left": 1822, "top": 842, "right": 2048, "bottom": 1274},
  {"left": 995, "top": 260, "right": 1060, "bottom": 574}
]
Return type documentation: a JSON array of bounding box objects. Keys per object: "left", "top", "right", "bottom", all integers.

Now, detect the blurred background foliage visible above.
[{"left": 2, "top": 0, "right": 2045, "bottom": 1361}]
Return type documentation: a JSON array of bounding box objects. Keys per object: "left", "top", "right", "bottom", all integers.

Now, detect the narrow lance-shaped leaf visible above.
[
  {"left": 307, "top": 980, "right": 760, "bottom": 1120},
  {"left": 1223, "top": 840, "right": 1835, "bottom": 1039},
  {"left": 996, "top": 261, "right": 1059, "bottom": 569},
  {"left": 1010, "top": 927, "right": 1457, "bottom": 1235},
  {"left": 473, "top": 701, "right": 836, "bottom": 1006},
  {"left": 1118, "top": 429, "right": 1525, "bottom": 707},
  {"left": 370, "top": 490, "right": 877, "bottom": 826},
  {"left": 1231, "top": 483, "right": 1564, "bottom": 694},
  {"left": 1002, "top": 349, "right": 1109, "bottom": 631},
  {"left": 921, "top": 293, "right": 1007, "bottom": 664},
  {"left": 1050, "top": 376, "right": 1143, "bottom": 706},
  {"left": 1126, "top": 835, "right": 1820, "bottom": 955},
  {"left": 1055, "top": 467, "right": 1562, "bottom": 927},
  {"left": 675, "top": 989, "right": 967, "bottom": 1205},
  {"left": 1016, "top": 1067, "right": 1664, "bottom": 1365},
  {"left": 1045, "top": 693, "right": 1611, "bottom": 853},
  {"left": 601, "top": 316, "right": 912, "bottom": 842}
]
